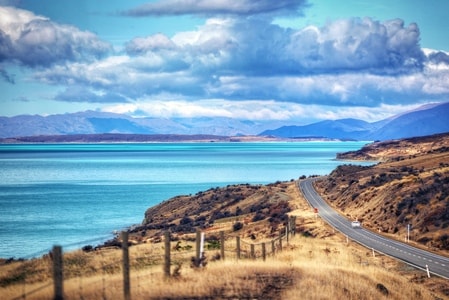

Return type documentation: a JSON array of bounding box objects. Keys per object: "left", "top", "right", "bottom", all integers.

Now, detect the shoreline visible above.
[{"left": 0, "top": 133, "right": 360, "bottom": 144}]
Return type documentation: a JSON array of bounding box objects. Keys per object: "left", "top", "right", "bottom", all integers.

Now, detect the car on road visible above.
[{"left": 351, "top": 221, "right": 361, "bottom": 228}]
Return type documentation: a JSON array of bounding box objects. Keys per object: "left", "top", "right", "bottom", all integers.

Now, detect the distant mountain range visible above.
[
  {"left": 0, "top": 111, "right": 279, "bottom": 139},
  {"left": 260, "top": 101, "right": 449, "bottom": 141},
  {"left": 0, "top": 102, "right": 448, "bottom": 141}
]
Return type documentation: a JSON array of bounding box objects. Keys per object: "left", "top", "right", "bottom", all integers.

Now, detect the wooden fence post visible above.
[
  {"left": 236, "top": 236, "right": 241, "bottom": 260},
  {"left": 200, "top": 232, "right": 205, "bottom": 260},
  {"left": 271, "top": 240, "right": 275, "bottom": 255},
  {"left": 52, "top": 245, "right": 64, "bottom": 300},
  {"left": 195, "top": 229, "right": 201, "bottom": 267},
  {"left": 122, "top": 231, "right": 130, "bottom": 300},
  {"left": 291, "top": 216, "right": 296, "bottom": 236},
  {"left": 164, "top": 231, "right": 171, "bottom": 277},
  {"left": 262, "top": 243, "right": 266, "bottom": 261},
  {"left": 250, "top": 244, "right": 255, "bottom": 259},
  {"left": 220, "top": 231, "right": 225, "bottom": 260},
  {"left": 286, "top": 225, "right": 289, "bottom": 244},
  {"left": 279, "top": 232, "right": 283, "bottom": 251}
]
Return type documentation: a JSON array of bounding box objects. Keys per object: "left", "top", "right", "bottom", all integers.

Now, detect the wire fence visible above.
[{"left": 3, "top": 216, "right": 297, "bottom": 300}]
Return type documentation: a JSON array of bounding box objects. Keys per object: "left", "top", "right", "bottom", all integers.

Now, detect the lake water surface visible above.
[{"left": 0, "top": 142, "right": 372, "bottom": 258}]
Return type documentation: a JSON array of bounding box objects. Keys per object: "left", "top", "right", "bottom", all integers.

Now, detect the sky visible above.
[{"left": 1, "top": 0, "right": 449, "bottom": 125}]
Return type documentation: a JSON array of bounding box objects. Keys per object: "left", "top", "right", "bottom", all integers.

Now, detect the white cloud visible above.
[
  {"left": 287, "top": 17, "right": 424, "bottom": 73},
  {"left": 101, "top": 98, "right": 425, "bottom": 124},
  {"left": 122, "top": 0, "right": 307, "bottom": 17},
  {"left": 0, "top": 6, "right": 111, "bottom": 67},
  {"left": 0, "top": 6, "right": 45, "bottom": 40},
  {"left": 125, "top": 33, "right": 176, "bottom": 55},
  {"left": 102, "top": 99, "right": 308, "bottom": 120},
  {"left": 310, "top": 103, "right": 422, "bottom": 122}
]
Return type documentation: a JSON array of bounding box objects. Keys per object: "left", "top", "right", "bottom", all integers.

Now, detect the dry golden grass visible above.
[{"left": 2, "top": 222, "right": 448, "bottom": 300}]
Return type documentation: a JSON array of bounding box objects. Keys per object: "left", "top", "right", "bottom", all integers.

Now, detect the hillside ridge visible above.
[{"left": 317, "top": 132, "right": 449, "bottom": 252}]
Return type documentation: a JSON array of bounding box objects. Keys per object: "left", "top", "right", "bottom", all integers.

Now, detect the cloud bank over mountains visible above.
[{"left": 1, "top": 1, "right": 449, "bottom": 122}]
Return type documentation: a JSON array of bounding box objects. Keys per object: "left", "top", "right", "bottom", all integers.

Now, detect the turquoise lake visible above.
[{"left": 0, "top": 141, "right": 372, "bottom": 258}]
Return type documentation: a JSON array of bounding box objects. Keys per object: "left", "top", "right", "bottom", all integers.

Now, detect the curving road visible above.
[{"left": 299, "top": 178, "right": 449, "bottom": 279}]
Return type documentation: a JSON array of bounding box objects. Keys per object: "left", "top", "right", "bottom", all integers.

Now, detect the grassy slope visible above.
[
  {"left": 127, "top": 181, "right": 294, "bottom": 245},
  {"left": 319, "top": 132, "right": 449, "bottom": 252}
]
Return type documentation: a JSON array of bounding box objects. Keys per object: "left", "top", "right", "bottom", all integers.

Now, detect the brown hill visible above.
[
  {"left": 337, "top": 132, "right": 449, "bottom": 161},
  {"left": 316, "top": 132, "right": 449, "bottom": 252},
  {"left": 122, "top": 181, "right": 303, "bottom": 244}
]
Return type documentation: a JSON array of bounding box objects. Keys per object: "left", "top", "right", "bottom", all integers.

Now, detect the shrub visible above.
[
  {"left": 82, "top": 245, "right": 93, "bottom": 252},
  {"left": 180, "top": 216, "right": 193, "bottom": 225},
  {"left": 252, "top": 213, "right": 266, "bottom": 222},
  {"left": 233, "top": 222, "right": 243, "bottom": 231},
  {"left": 206, "top": 240, "right": 221, "bottom": 250}
]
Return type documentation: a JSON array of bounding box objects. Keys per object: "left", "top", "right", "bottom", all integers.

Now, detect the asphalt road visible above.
[{"left": 299, "top": 178, "right": 449, "bottom": 279}]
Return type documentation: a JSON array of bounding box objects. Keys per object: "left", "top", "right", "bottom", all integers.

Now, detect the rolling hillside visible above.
[{"left": 315, "top": 132, "right": 449, "bottom": 251}]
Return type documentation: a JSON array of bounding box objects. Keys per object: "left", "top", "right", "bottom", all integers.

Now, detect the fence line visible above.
[
  {"left": 10, "top": 234, "right": 117, "bottom": 261},
  {"left": 11, "top": 282, "right": 52, "bottom": 300},
  {"left": 6, "top": 216, "right": 297, "bottom": 300}
]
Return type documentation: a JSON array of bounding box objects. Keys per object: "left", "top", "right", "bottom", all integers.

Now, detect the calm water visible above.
[{"left": 0, "top": 142, "right": 371, "bottom": 258}]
